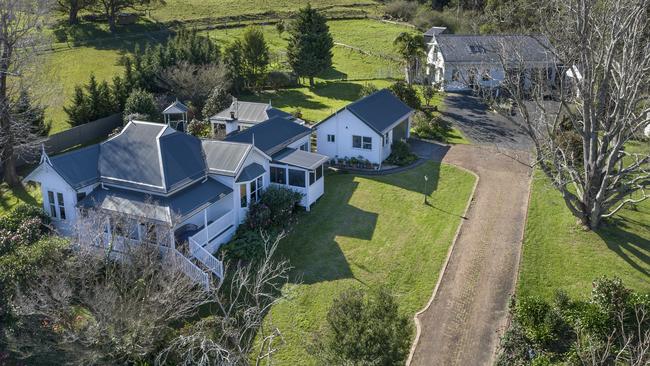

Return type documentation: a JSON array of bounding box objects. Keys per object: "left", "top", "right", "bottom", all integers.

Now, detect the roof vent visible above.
[
  {"left": 469, "top": 45, "right": 486, "bottom": 54},
  {"left": 230, "top": 111, "right": 235, "bottom": 119}
]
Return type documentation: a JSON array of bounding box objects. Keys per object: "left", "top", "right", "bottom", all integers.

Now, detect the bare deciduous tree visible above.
[
  {"left": 9, "top": 207, "right": 292, "bottom": 365},
  {"left": 484, "top": 0, "right": 649, "bottom": 229},
  {"left": 158, "top": 61, "right": 229, "bottom": 114},
  {"left": 0, "top": 0, "right": 51, "bottom": 188}
]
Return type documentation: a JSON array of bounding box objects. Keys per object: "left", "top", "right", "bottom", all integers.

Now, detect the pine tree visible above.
[
  {"left": 286, "top": 4, "right": 334, "bottom": 87},
  {"left": 241, "top": 27, "right": 270, "bottom": 91},
  {"left": 64, "top": 85, "right": 92, "bottom": 127},
  {"left": 224, "top": 40, "right": 247, "bottom": 94},
  {"left": 14, "top": 90, "right": 50, "bottom": 137}
]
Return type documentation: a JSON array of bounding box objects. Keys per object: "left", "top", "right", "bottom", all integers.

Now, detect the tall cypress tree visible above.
[{"left": 286, "top": 4, "right": 334, "bottom": 87}]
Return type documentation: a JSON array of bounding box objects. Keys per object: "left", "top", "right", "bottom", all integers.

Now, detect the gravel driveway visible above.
[
  {"left": 407, "top": 141, "right": 532, "bottom": 366},
  {"left": 443, "top": 93, "right": 533, "bottom": 151}
]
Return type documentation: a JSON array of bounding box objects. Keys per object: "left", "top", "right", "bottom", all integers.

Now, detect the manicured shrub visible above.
[
  {"left": 310, "top": 286, "right": 413, "bottom": 365},
  {"left": 259, "top": 185, "right": 303, "bottom": 227},
  {"left": 123, "top": 89, "right": 160, "bottom": 122},
  {"left": 219, "top": 228, "right": 267, "bottom": 264},
  {"left": 386, "top": 140, "right": 417, "bottom": 166}
]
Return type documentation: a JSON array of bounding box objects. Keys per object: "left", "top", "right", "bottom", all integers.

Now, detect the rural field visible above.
[
  {"left": 518, "top": 140, "right": 650, "bottom": 299},
  {"left": 264, "top": 162, "right": 476, "bottom": 363},
  {"left": 40, "top": 17, "right": 409, "bottom": 133}
]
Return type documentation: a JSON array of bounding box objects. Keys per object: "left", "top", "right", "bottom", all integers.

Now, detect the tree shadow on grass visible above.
[
  {"left": 277, "top": 178, "right": 377, "bottom": 285},
  {"left": 317, "top": 67, "right": 348, "bottom": 81},
  {"left": 310, "top": 81, "right": 363, "bottom": 102},
  {"left": 0, "top": 184, "right": 38, "bottom": 213},
  {"left": 598, "top": 215, "right": 650, "bottom": 277},
  {"left": 245, "top": 89, "right": 330, "bottom": 112}
]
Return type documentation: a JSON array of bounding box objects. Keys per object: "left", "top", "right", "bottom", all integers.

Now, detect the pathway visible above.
[{"left": 407, "top": 140, "right": 532, "bottom": 366}]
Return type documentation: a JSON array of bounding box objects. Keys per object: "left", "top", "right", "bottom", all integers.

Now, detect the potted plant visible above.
[{"left": 350, "top": 157, "right": 358, "bottom": 167}]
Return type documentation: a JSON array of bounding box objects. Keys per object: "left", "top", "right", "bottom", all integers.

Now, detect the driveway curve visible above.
[{"left": 408, "top": 141, "right": 532, "bottom": 366}]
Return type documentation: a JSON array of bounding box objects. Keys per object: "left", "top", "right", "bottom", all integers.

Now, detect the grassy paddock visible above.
[
  {"left": 518, "top": 170, "right": 649, "bottom": 299},
  {"left": 262, "top": 161, "right": 476, "bottom": 364}
]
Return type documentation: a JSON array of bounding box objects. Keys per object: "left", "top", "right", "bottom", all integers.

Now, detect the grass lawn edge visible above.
[{"left": 405, "top": 162, "right": 480, "bottom": 364}]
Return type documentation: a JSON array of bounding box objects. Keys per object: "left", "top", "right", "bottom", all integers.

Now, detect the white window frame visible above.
[
  {"left": 327, "top": 134, "right": 335, "bottom": 143},
  {"left": 352, "top": 135, "right": 372, "bottom": 150}
]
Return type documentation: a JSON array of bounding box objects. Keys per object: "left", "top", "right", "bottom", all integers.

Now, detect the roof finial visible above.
[{"left": 39, "top": 143, "right": 51, "bottom": 165}]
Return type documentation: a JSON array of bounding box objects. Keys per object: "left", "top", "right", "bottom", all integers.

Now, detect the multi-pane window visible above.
[
  {"left": 352, "top": 135, "right": 372, "bottom": 150},
  {"left": 270, "top": 166, "right": 287, "bottom": 184},
  {"left": 48, "top": 191, "right": 56, "bottom": 218},
  {"left": 327, "top": 134, "right": 335, "bottom": 143},
  {"left": 384, "top": 132, "right": 389, "bottom": 146},
  {"left": 288, "top": 169, "right": 305, "bottom": 187},
  {"left": 57, "top": 193, "right": 66, "bottom": 220},
  {"left": 251, "top": 176, "right": 263, "bottom": 202},
  {"left": 309, "top": 164, "right": 324, "bottom": 185},
  {"left": 240, "top": 184, "right": 247, "bottom": 207}
]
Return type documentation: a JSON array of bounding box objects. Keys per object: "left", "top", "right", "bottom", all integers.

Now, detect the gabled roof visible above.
[
  {"left": 424, "top": 26, "right": 448, "bottom": 43},
  {"left": 272, "top": 148, "right": 329, "bottom": 170},
  {"left": 48, "top": 145, "right": 101, "bottom": 189},
  {"left": 210, "top": 100, "right": 293, "bottom": 124},
  {"left": 235, "top": 163, "right": 266, "bottom": 183},
  {"left": 224, "top": 117, "right": 312, "bottom": 156},
  {"left": 317, "top": 89, "right": 413, "bottom": 135},
  {"left": 159, "top": 132, "right": 207, "bottom": 191},
  {"left": 201, "top": 140, "right": 252, "bottom": 176},
  {"left": 435, "top": 34, "right": 554, "bottom": 64},
  {"left": 163, "top": 100, "right": 189, "bottom": 114}
]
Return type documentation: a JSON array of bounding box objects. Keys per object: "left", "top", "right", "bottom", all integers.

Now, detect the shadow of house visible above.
[
  {"left": 278, "top": 179, "right": 377, "bottom": 285},
  {"left": 599, "top": 216, "right": 650, "bottom": 277}
]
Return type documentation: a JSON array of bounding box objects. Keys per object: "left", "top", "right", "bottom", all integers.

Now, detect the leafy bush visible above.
[
  {"left": 266, "top": 71, "right": 299, "bottom": 90},
  {"left": 186, "top": 119, "right": 211, "bottom": 138},
  {"left": 219, "top": 228, "right": 267, "bottom": 264},
  {"left": 246, "top": 202, "right": 272, "bottom": 230},
  {"left": 411, "top": 112, "right": 451, "bottom": 140},
  {"left": 386, "top": 140, "right": 418, "bottom": 166},
  {"left": 123, "top": 89, "right": 160, "bottom": 122},
  {"left": 259, "top": 186, "right": 303, "bottom": 228},
  {"left": 310, "top": 287, "right": 413, "bottom": 365},
  {"left": 389, "top": 81, "right": 421, "bottom": 110},
  {"left": 384, "top": 0, "right": 418, "bottom": 21},
  {"left": 359, "top": 82, "right": 379, "bottom": 98},
  {"left": 496, "top": 277, "right": 649, "bottom": 365},
  {"left": 0, "top": 204, "right": 49, "bottom": 256}
]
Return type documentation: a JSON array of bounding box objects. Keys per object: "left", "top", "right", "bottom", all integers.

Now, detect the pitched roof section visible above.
[
  {"left": 80, "top": 177, "right": 232, "bottom": 224},
  {"left": 201, "top": 140, "right": 251, "bottom": 176},
  {"left": 435, "top": 34, "right": 554, "bottom": 63},
  {"left": 235, "top": 163, "right": 266, "bottom": 183},
  {"left": 224, "top": 117, "right": 312, "bottom": 155},
  {"left": 272, "top": 148, "right": 329, "bottom": 170},
  {"left": 424, "top": 26, "right": 448, "bottom": 42},
  {"left": 163, "top": 100, "right": 189, "bottom": 114},
  {"left": 210, "top": 100, "right": 294, "bottom": 123},
  {"left": 159, "top": 132, "right": 207, "bottom": 190},
  {"left": 342, "top": 89, "right": 414, "bottom": 135},
  {"left": 99, "top": 122, "right": 168, "bottom": 191},
  {"left": 49, "top": 145, "right": 100, "bottom": 189}
]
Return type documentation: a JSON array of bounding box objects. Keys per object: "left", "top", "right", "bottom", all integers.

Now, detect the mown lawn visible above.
[
  {"left": 39, "top": 18, "right": 408, "bottom": 134},
  {"left": 263, "top": 161, "right": 476, "bottom": 364},
  {"left": 148, "top": 0, "right": 380, "bottom": 22},
  {"left": 518, "top": 165, "right": 650, "bottom": 299},
  {"left": 0, "top": 183, "right": 41, "bottom": 217}
]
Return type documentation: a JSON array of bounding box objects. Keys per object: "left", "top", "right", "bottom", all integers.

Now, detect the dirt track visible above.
[{"left": 408, "top": 143, "right": 532, "bottom": 366}]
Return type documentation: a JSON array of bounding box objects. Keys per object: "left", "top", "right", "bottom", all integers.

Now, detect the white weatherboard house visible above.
[
  {"left": 209, "top": 99, "right": 304, "bottom": 136},
  {"left": 24, "top": 119, "right": 327, "bottom": 288},
  {"left": 315, "top": 89, "right": 414, "bottom": 165},
  {"left": 425, "top": 33, "right": 556, "bottom": 91}
]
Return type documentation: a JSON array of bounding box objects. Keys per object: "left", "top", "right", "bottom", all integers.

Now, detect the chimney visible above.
[{"left": 230, "top": 111, "right": 235, "bottom": 119}]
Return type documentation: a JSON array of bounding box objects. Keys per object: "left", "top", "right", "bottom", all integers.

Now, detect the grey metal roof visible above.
[
  {"left": 272, "top": 148, "right": 329, "bottom": 170},
  {"left": 163, "top": 100, "right": 189, "bottom": 114},
  {"left": 225, "top": 117, "right": 312, "bottom": 155},
  {"left": 235, "top": 163, "right": 266, "bottom": 183},
  {"left": 424, "top": 26, "right": 448, "bottom": 43},
  {"left": 435, "top": 34, "right": 554, "bottom": 64},
  {"left": 211, "top": 101, "right": 293, "bottom": 123},
  {"left": 325, "top": 89, "right": 413, "bottom": 135},
  {"left": 159, "top": 132, "right": 207, "bottom": 190},
  {"left": 99, "top": 122, "right": 168, "bottom": 191},
  {"left": 49, "top": 145, "right": 100, "bottom": 189},
  {"left": 201, "top": 140, "right": 251, "bottom": 176},
  {"left": 79, "top": 177, "right": 232, "bottom": 224}
]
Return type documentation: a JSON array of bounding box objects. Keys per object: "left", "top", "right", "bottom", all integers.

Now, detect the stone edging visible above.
[{"left": 405, "top": 163, "right": 481, "bottom": 366}]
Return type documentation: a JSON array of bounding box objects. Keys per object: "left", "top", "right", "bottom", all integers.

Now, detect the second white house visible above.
[{"left": 315, "top": 89, "right": 414, "bottom": 165}]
